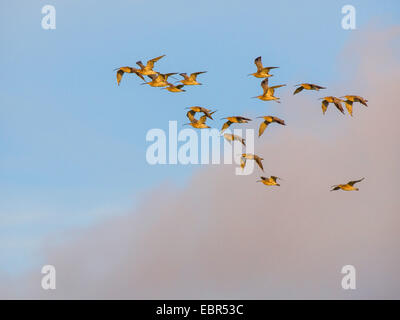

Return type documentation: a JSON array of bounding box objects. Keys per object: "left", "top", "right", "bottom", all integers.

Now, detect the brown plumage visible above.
[
  {"left": 241, "top": 153, "right": 264, "bottom": 171},
  {"left": 319, "top": 96, "right": 345, "bottom": 115},
  {"left": 220, "top": 116, "right": 252, "bottom": 133},
  {"left": 249, "top": 56, "right": 279, "bottom": 78},
  {"left": 293, "top": 83, "right": 326, "bottom": 95},
  {"left": 257, "top": 116, "right": 286, "bottom": 137},
  {"left": 114, "top": 67, "right": 145, "bottom": 86},
  {"left": 136, "top": 55, "right": 166, "bottom": 76},
  {"left": 179, "top": 72, "right": 207, "bottom": 85},
  {"left": 340, "top": 95, "right": 368, "bottom": 116}
]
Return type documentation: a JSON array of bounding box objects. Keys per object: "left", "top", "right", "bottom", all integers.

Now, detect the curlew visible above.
[
  {"left": 220, "top": 116, "right": 252, "bottom": 133},
  {"left": 223, "top": 133, "right": 246, "bottom": 146},
  {"left": 136, "top": 55, "right": 166, "bottom": 76},
  {"left": 331, "top": 178, "right": 365, "bottom": 191},
  {"left": 178, "top": 72, "right": 207, "bottom": 85},
  {"left": 257, "top": 116, "right": 286, "bottom": 137},
  {"left": 143, "top": 73, "right": 177, "bottom": 87},
  {"left": 340, "top": 95, "right": 368, "bottom": 116},
  {"left": 185, "top": 106, "right": 215, "bottom": 120},
  {"left": 249, "top": 56, "right": 279, "bottom": 78},
  {"left": 293, "top": 83, "right": 326, "bottom": 95},
  {"left": 114, "top": 67, "right": 145, "bottom": 86},
  {"left": 163, "top": 83, "right": 186, "bottom": 92},
  {"left": 253, "top": 78, "right": 286, "bottom": 102},
  {"left": 319, "top": 96, "right": 345, "bottom": 115},
  {"left": 241, "top": 153, "right": 264, "bottom": 171},
  {"left": 257, "top": 176, "right": 281, "bottom": 186}
]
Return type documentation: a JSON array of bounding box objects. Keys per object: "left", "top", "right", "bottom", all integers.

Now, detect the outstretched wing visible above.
[
  {"left": 271, "top": 116, "right": 285, "bottom": 125},
  {"left": 255, "top": 156, "right": 264, "bottom": 171},
  {"left": 261, "top": 78, "right": 269, "bottom": 94},
  {"left": 344, "top": 100, "right": 353, "bottom": 116},
  {"left": 334, "top": 99, "right": 345, "bottom": 114},
  {"left": 330, "top": 186, "right": 340, "bottom": 191},
  {"left": 348, "top": 178, "right": 364, "bottom": 186},
  {"left": 186, "top": 110, "right": 196, "bottom": 122},
  {"left": 220, "top": 121, "right": 232, "bottom": 132},
  {"left": 293, "top": 86, "right": 304, "bottom": 95},
  {"left": 146, "top": 55, "right": 165, "bottom": 69},
  {"left": 189, "top": 71, "right": 207, "bottom": 81},
  {"left": 116, "top": 70, "right": 124, "bottom": 86},
  {"left": 258, "top": 121, "right": 269, "bottom": 137},
  {"left": 198, "top": 115, "right": 207, "bottom": 124},
  {"left": 254, "top": 56, "right": 263, "bottom": 71},
  {"left": 321, "top": 100, "right": 329, "bottom": 115}
]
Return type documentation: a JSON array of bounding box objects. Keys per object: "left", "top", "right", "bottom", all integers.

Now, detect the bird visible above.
[
  {"left": 142, "top": 73, "right": 177, "bottom": 87},
  {"left": 220, "top": 116, "right": 252, "bottom": 133},
  {"left": 257, "top": 116, "right": 286, "bottom": 137},
  {"left": 319, "top": 96, "right": 345, "bottom": 115},
  {"left": 253, "top": 78, "right": 286, "bottom": 102},
  {"left": 241, "top": 153, "right": 264, "bottom": 171},
  {"left": 223, "top": 133, "right": 246, "bottom": 146},
  {"left": 136, "top": 55, "right": 166, "bottom": 76},
  {"left": 330, "top": 178, "right": 365, "bottom": 191},
  {"left": 340, "top": 95, "right": 368, "bottom": 116},
  {"left": 183, "top": 114, "right": 211, "bottom": 129},
  {"left": 185, "top": 106, "right": 216, "bottom": 120},
  {"left": 178, "top": 72, "right": 207, "bottom": 85},
  {"left": 257, "top": 176, "right": 281, "bottom": 186},
  {"left": 249, "top": 56, "right": 279, "bottom": 78},
  {"left": 114, "top": 67, "right": 145, "bottom": 86},
  {"left": 293, "top": 83, "right": 326, "bottom": 95},
  {"left": 162, "top": 83, "right": 186, "bottom": 92}
]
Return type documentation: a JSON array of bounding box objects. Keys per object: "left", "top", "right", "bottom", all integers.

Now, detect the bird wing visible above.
[
  {"left": 271, "top": 176, "right": 279, "bottom": 182},
  {"left": 221, "top": 121, "right": 232, "bottom": 132},
  {"left": 271, "top": 116, "right": 285, "bottom": 125},
  {"left": 186, "top": 110, "right": 196, "bottom": 122},
  {"left": 146, "top": 55, "right": 165, "bottom": 69},
  {"left": 255, "top": 156, "right": 264, "bottom": 171},
  {"left": 254, "top": 56, "right": 263, "bottom": 71},
  {"left": 261, "top": 78, "right": 269, "bottom": 94},
  {"left": 348, "top": 178, "right": 364, "bottom": 186},
  {"left": 330, "top": 186, "right": 340, "bottom": 191},
  {"left": 321, "top": 100, "right": 329, "bottom": 115},
  {"left": 293, "top": 86, "right": 304, "bottom": 95},
  {"left": 189, "top": 71, "right": 206, "bottom": 81},
  {"left": 240, "top": 157, "right": 246, "bottom": 169},
  {"left": 258, "top": 121, "right": 269, "bottom": 137},
  {"left": 136, "top": 61, "right": 145, "bottom": 69},
  {"left": 176, "top": 84, "right": 185, "bottom": 89},
  {"left": 334, "top": 100, "right": 345, "bottom": 114},
  {"left": 198, "top": 115, "right": 207, "bottom": 124},
  {"left": 179, "top": 73, "right": 189, "bottom": 80},
  {"left": 116, "top": 70, "right": 124, "bottom": 86},
  {"left": 134, "top": 71, "right": 145, "bottom": 81},
  {"left": 311, "top": 84, "right": 326, "bottom": 90},
  {"left": 344, "top": 100, "right": 353, "bottom": 116}
]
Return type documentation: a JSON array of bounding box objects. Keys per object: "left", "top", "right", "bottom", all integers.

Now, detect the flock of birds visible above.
[{"left": 115, "top": 55, "right": 368, "bottom": 191}]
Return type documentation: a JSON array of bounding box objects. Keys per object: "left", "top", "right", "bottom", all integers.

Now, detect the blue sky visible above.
[{"left": 0, "top": 0, "right": 399, "bottom": 274}]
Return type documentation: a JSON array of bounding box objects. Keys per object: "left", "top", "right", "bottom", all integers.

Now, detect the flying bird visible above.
[
  {"left": 142, "top": 73, "right": 177, "bottom": 87},
  {"left": 293, "top": 83, "right": 326, "bottom": 95},
  {"left": 185, "top": 106, "right": 216, "bottom": 120},
  {"left": 319, "top": 96, "right": 345, "bottom": 115},
  {"left": 136, "top": 55, "right": 166, "bottom": 76},
  {"left": 249, "top": 56, "right": 279, "bottom": 78},
  {"left": 163, "top": 83, "right": 186, "bottom": 92},
  {"left": 223, "top": 133, "right": 246, "bottom": 146},
  {"left": 241, "top": 153, "right": 264, "bottom": 171},
  {"left": 220, "top": 116, "right": 252, "bottom": 133},
  {"left": 183, "top": 113, "right": 212, "bottom": 129},
  {"left": 257, "top": 176, "right": 281, "bottom": 186},
  {"left": 330, "top": 178, "right": 365, "bottom": 191},
  {"left": 257, "top": 116, "right": 286, "bottom": 137},
  {"left": 340, "top": 95, "right": 368, "bottom": 116},
  {"left": 114, "top": 67, "right": 145, "bottom": 86},
  {"left": 253, "top": 78, "right": 286, "bottom": 102},
  {"left": 178, "top": 72, "right": 207, "bottom": 85}
]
